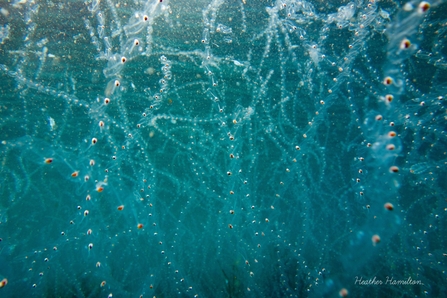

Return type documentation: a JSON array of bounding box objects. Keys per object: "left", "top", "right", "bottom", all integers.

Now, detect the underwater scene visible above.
[{"left": 0, "top": 0, "right": 446, "bottom": 297}]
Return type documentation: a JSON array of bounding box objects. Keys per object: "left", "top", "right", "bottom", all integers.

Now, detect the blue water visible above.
[{"left": 0, "top": 0, "right": 446, "bottom": 297}]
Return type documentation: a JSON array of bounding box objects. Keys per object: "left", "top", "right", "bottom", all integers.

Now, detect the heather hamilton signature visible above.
[{"left": 355, "top": 276, "right": 424, "bottom": 286}]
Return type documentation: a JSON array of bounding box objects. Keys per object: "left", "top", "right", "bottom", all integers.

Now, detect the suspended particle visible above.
[
  {"left": 100, "top": 281, "right": 106, "bottom": 287},
  {"left": 87, "top": 229, "right": 92, "bottom": 235},
  {"left": 97, "top": 186, "right": 104, "bottom": 192},
  {"left": 384, "top": 203, "right": 394, "bottom": 211},
  {"left": 99, "top": 121, "right": 105, "bottom": 127},
  {"left": 137, "top": 223, "right": 143, "bottom": 229},
  {"left": 420, "top": 101, "right": 425, "bottom": 106},
  {"left": 92, "top": 138, "right": 98, "bottom": 145},
  {"left": 339, "top": 288, "right": 348, "bottom": 297},
  {"left": 233, "top": 119, "right": 237, "bottom": 124},
  {"left": 388, "top": 131, "right": 397, "bottom": 137},
  {"left": 53, "top": 246, "right": 57, "bottom": 251},
  {"left": 385, "top": 94, "right": 394, "bottom": 103},
  {"left": 229, "top": 135, "right": 234, "bottom": 141},
  {"left": 295, "top": 145, "right": 301, "bottom": 150},
  {"left": 77, "top": 205, "right": 82, "bottom": 210},
  {"left": 229, "top": 153, "right": 234, "bottom": 159},
  {"left": 114, "top": 80, "right": 120, "bottom": 87},
  {"left": 44, "top": 158, "right": 53, "bottom": 164},
  {"left": 134, "top": 39, "right": 140, "bottom": 46},
  {"left": 400, "top": 38, "right": 411, "bottom": 50},
  {"left": 320, "top": 100, "right": 325, "bottom": 105},
  {"left": 117, "top": 205, "right": 124, "bottom": 211},
  {"left": 358, "top": 169, "right": 363, "bottom": 174},
  {"left": 108, "top": 294, "right": 113, "bottom": 298},
  {"left": 228, "top": 224, "right": 233, "bottom": 229},
  {"left": 104, "top": 98, "right": 110, "bottom": 105},
  {"left": 383, "top": 77, "right": 393, "bottom": 86},
  {"left": 229, "top": 210, "right": 234, "bottom": 214},
  {"left": 418, "top": 1, "right": 430, "bottom": 13},
  {"left": 230, "top": 190, "right": 234, "bottom": 195},
  {"left": 227, "top": 171, "right": 232, "bottom": 176},
  {"left": 90, "top": 159, "right": 95, "bottom": 166},
  {"left": 389, "top": 166, "right": 399, "bottom": 173},
  {"left": 371, "top": 235, "right": 381, "bottom": 246},
  {"left": 0, "top": 278, "right": 8, "bottom": 288},
  {"left": 143, "top": 15, "right": 149, "bottom": 21},
  {"left": 86, "top": 194, "right": 91, "bottom": 201},
  {"left": 265, "top": 218, "right": 269, "bottom": 222},
  {"left": 88, "top": 243, "right": 94, "bottom": 250},
  {"left": 375, "top": 115, "right": 383, "bottom": 121},
  {"left": 71, "top": 171, "right": 79, "bottom": 178},
  {"left": 84, "top": 210, "right": 89, "bottom": 216},
  {"left": 96, "top": 262, "right": 101, "bottom": 268},
  {"left": 84, "top": 175, "right": 90, "bottom": 182},
  {"left": 389, "top": 122, "right": 395, "bottom": 127},
  {"left": 121, "top": 57, "right": 127, "bottom": 63}
]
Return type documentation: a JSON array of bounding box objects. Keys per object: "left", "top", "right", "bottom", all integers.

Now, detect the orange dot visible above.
[
  {"left": 137, "top": 223, "right": 143, "bottom": 229},
  {"left": 388, "top": 131, "right": 397, "bottom": 137},
  {"left": 100, "top": 281, "right": 106, "bottom": 287},
  {"left": 117, "top": 205, "right": 124, "bottom": 211},
  {"left": 385, "top": 94, "right": 394, "bottom": 103},
  {"left": 383, "top": 77, "right": 393, "bottom": 86},
  {"left": 400, "top": 38, "right": 411, "bottom": 50},
  {"left": 339, "top": 288, "right": 348, "bottom": 297},
  {"left": 44, "top": 158, "right": 53, "bottom": 164},
  {"left": 372, "top": 234, "right": 381, "bottom": 246},
  {"left": 418, "top": 1, "right": 430, "bottom": 13},
  {"left": 0, "top": 278, "right": 7, "bottom": 288},
  {"left": 97, "top": 186, "right": 104, "bottom": 192},
  {"left": 384, "top": 203, "right": 394, "bottom": 211},
  {"left": 389, "top": 166, "right": 399, "bottom": 173},
  {"left": 71, "top": 171, "right": 79, "bottom": 177},
  {"left": 386, "top": 144, "right": 395, "bottom": 151}
]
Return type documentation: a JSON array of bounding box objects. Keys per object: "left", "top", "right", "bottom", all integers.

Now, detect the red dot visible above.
[
  {"left": 339, "top": 288, "right": 348, "bottom": 297},
  {"left": 0, "top": 278, "right": 8, "bottom": 288},
  {"left": 372, "top": 234, "right": 381, "bottom": 246},
  {"left": 384, "top": 203, "right": 394, "bottom": 211}
]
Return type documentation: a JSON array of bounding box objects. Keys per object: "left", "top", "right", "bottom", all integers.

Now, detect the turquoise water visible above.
[{"left": 0, "top": 0, "right": 446, "bottom": 297}]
